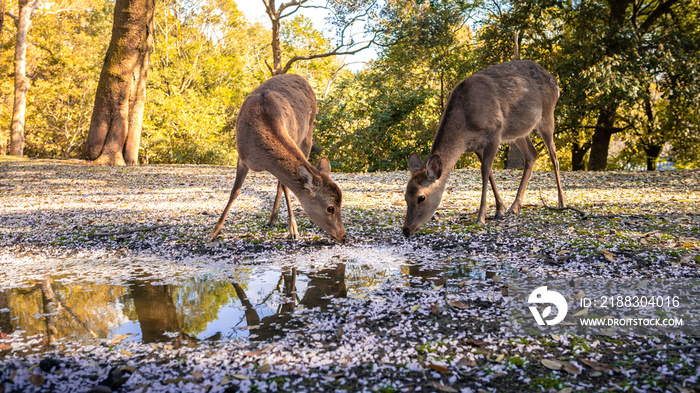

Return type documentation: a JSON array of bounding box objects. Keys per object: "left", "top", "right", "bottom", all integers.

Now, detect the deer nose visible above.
[{"left": 402, "top": 227, "right": 411, "bottom": 238}]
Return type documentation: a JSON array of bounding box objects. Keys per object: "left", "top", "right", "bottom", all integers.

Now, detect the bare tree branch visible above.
[
  {"left": 278, "top": 0, "right": 307, "bottom": 16},
  {"left": 4, "top": 11, "right": 18, "bottom": 25},
  {"left": 30, "top": 42, "right": 57, "bottom": 62},
  {"left": 280, "top": 38, "right": 374, "bottom": 74}
]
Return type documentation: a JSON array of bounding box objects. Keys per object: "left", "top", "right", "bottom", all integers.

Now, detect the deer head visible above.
[
  {"left": 298, "top": 157, "right": 346, "bottom": 242},
  {"left": 402, "top": 153, "right": 446, "bottom": 238}
]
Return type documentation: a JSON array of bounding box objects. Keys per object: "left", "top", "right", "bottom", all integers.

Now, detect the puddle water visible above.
[{"left": 0, "top": 246, "right": 513, "bottom": 345}]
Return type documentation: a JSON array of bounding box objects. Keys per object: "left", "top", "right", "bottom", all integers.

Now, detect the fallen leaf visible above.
[
  {"left": 431, "top": 382, "right": 458, "bottom": 392},
  {"left": 494, "top": 354, "right": 505, "bottom": 363},
  {"left": 574, "top": 308, "right": 589, "bottom": 316},
  {"left": 603, "top": 251, "right": 616, "bottom": 262},
  {"left": 410, "top": 304, "right": 421, "bottom": 312},
  {"left": 541, "top": 358, "right": 581, "bottom": 375},
  {"left": 109, "top": 334, "right": 133, "bottom": 346},
  {"left": 121, "top": 349, "right": 133, "bottom": 357},
  {"left": 191, "top": 372, "right": 203, "bottom": 379},
  {"left": 427, "top": 363, "right": 449, "bottom": 374},
  {"left": 447, "top": 300, "right": 470, "bottom": 309},
  {"left": 558, "top": 388, "right": 574, "bottom": 393},
  {"left": 256, "top": 359, "right": 271, "bottom": 374},
  {"left": 580, "top": 359, "right": 618, "bottom": 372},
  {"left": 573, "top": 291, "right": 585, "bottom": 300},
  {"left": 560, "top": 361, "right": 581, "bottom": 375},
  {"left": 231, "top": 374, "right": 250, "bottom": 380},
  {"left": 464, "top": 339, "right": 486, "bottom": 347},
  {"left": 244, "top": 344, "right": 274, "bottom": 357},
  {"left": 541, "top": 358, "right": 562, "bottom": 370}
]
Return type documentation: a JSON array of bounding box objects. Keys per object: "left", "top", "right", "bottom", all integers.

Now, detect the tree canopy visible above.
[{"left": 1, "top": 0, "right": 698, "bottom": 170}]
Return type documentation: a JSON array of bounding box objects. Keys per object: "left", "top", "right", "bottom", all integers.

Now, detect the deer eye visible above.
[
  {"left": 327, "top": 206, "right": 335, "bottom": 214},
  {"left": 417, "top": 195, "right": 426, "bottom": 204}
]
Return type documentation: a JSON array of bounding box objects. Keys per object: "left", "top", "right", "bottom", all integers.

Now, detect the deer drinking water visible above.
[
  {"left": 209, "top": 74, "right": 346, "bottom": 242},
  {"left": 402, "top": 60, "right": 566, "bottom": 237}
]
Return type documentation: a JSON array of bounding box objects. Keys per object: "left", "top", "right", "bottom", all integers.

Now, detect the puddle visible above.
[{"left": 0, "top": 245, "right": 512, "bottom": 346}]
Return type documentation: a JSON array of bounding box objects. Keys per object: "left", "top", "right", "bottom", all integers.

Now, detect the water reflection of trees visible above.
[
  {"left": 0, "top": 277, "right": 240, "bottom": 344},
  {"left": 0, "top": 290, "right": 15, "bottom": 335},
  {"left": 120, "top": 278, "right": 239, "bottom": 339},
  {"left": 0, "top": 279, "right": 125, "bottom": 344},
  {"left": 0, "top": 260, "right": 468, "bottom": 345}
]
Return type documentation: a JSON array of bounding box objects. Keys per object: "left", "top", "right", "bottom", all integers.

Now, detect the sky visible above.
[{"left": 233, "top": 0, "right": 377, "bottom": 71}]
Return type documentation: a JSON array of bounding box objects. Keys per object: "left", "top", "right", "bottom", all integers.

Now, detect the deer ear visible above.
[
  {"left": 426, "top": 155, "right": 442, "bottom": 180},
  {"left": 299, "top": 164, "right": 316, "bottom": 194},
  {"left": 408, "top": 153, "right": 423, "bottom": 175},
  {"left": 316, "top": 157, "right": 331, "bottom": 176}
]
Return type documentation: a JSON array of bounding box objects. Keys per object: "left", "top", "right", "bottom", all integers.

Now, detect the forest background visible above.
[{"left": 0, "top": 0, "right": 698, "bottom": 172}]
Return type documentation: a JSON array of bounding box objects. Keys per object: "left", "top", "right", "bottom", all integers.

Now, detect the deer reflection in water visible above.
[{"left": 233, "top": 264, "right": 347, "bottom": 341}]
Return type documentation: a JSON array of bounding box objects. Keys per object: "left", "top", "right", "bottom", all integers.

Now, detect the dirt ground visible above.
[{"left": 1, "top": 158, "right": 699, "bottom": 392}]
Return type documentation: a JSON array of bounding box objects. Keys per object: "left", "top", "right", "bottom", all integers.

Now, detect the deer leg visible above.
[
  {"left": 490, "top": 171, "right": 505, "bottom": 219},
  {"left": 476, "top": 151, "right": 505, "bottom": 220},
  {"left": 208, "top": 159, "right": 249, "bottom": 241},
  {"left": 538, "top": 115, "right": 566, "bottom": 208},
  {"left": 508, "top": 136, "right": 538, "bottom": 215},
  {"left": 267, "top": 181, "right": 284, "bottom": 227},
  {"left": 281, "top": 184, "right": 299, "bottom": 240},
  {"left": 476, "top": 143, "right": 500, "bottom": 225}
]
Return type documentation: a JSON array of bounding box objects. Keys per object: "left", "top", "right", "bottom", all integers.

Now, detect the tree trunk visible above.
[
  {"left": 86, "top": 0, "right": 154, "bottom": 166},
  {"left": 0, "top": 290, "right": 14, "bottom": 334},
  {"left": 642, "top": 90, "right": 663, "bottom": 171},
  {"left": 40, "top": 279, "right": 58, "bottom": 344},
  {"left": 264, "top": 0, "right": 283, "bottom": 76},
  {"left": 0, "top": 0, "right": 6, "bottom": 45},
  {"left": 9, "top": 0, "right": 38, "bottom": 157},
  {"left": 1, "top": 0, "right": 6, "bottom": 154},
  {"left": 645, "top": 143, "right": 663, "bottom": 171},
  {"left": 130, "top": 282, "right": 180, "bottom": 343},
  {"left": 588, "top": 104, "right": 619, "bottom": 171},
  {"left": 571, "top": 140, "right": 589, "bottom": 171}
]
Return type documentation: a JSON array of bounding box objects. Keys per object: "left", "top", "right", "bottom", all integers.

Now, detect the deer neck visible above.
[
  {"left": 430, "top": 134, "right": 464, "bottom": 184},
  {"left": 265, "top": 148, "right": 313, "bottom": 196}
]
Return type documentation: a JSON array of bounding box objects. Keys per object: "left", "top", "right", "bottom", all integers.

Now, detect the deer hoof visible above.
[
  {"left": 266, "top": 214, "right": 279, "bottom": 227},
  {"left": 494, "top": 213, "right": 504, "bottom": 220},
  {"left": 289, "top": 230, "right": 299, "bottom": 241}
]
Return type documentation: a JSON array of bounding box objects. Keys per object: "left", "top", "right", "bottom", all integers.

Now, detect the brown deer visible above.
[
  {"left": 402, "top": 60, "right": 566, "bottom": 237},
  {"left": 209, "top": 74, "right": 346, "bottom": 242}
]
